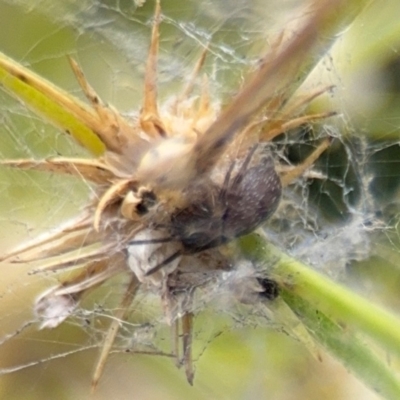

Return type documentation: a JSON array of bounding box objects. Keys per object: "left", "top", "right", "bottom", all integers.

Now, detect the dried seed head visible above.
[{"left": 0, "top": 0, "right": 339, "bottom": 389}]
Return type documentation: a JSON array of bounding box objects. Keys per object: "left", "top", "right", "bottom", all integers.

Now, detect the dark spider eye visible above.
[
  {"left": 142, "top": 190, "right": 157, "bottom": 205},
  {"left": 257, "top": 278, "right": 279, "bottom": 300},
  {"left": 136, "top": 202, "right": 149, "bottom": 215},
  {"left": 136, "top": 190, "right": 157, "bottom": 215}
]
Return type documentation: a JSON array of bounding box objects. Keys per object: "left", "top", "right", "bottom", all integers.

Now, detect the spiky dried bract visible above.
[{"left": 0, "top": 0, "right": 347, "bottom": 389}]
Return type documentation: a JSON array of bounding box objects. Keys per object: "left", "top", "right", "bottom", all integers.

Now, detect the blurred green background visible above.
[{"left": 1, "top": 0, "right": 400, "bottom": 399}]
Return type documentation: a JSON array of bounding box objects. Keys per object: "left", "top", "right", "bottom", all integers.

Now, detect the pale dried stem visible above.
[
  {"left": 93, "top": 179, "right": 135, "bottom": 231},
  {"left": 0, "top": 158, "right": 118, "bottom": 184},
  {"left": 182, "top": 312, "right": 194, "bottom": 385},
  {"left": 30, "top": 243, "right": 115, "bottom": 273},
  {"left": 279, "top": 85, "right": 335, "bottom": 119},
  {"left": 91, "top": 276, "right": 140, "bottom": 393},
  {"left": 0, "top": 215, "right": 92, "bottom": 263},
  {"left": 140, "top": 0, "right": 165, "bottom": 136},
  {"left": 265, "top": 110, "right": 337, "bottom": 141},
  {"left": 52, "top": 259, "right": 123, "bottom": 296},
  {"left": 69, "top": 56, "right": 137, "bottom": 154},
  {"left": 175, "top": 45, "right": 209, "bottom": 108}
]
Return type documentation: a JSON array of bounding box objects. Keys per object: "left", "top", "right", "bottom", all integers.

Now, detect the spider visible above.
[
  {"left": 128, "top": 143, "right": 282, "bottom": 276},
  {"left": 0, "top": 0, "right": 336, "bottom": 390}
]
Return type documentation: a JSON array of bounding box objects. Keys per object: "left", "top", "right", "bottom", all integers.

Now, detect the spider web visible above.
[{"left": 0, "top": 0, "right": 400, "bottom": 399}]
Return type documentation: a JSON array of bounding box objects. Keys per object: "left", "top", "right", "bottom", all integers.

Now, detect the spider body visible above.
[
  {"left": 170, "top": 145, "right": 282, "bottom": 254},
  {"left": 130, "top": 144, "right": 282, "bottom": 276}
]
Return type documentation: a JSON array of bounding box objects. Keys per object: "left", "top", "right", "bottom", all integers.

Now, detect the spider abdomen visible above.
[
  {"left": 170, "top": 147, "right": 282, "bottom": 254},
  {"left": 223, "top": 155, "right": 281, "bottom": 238}
]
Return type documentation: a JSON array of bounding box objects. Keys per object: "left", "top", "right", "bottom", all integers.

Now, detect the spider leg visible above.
[
  {"left": 219, "top": 144, "right": 259, "bottom": 201},
  {"left": 280, "top": 137, "right": 331, "bottom": 187},
  {"left": 218, "top": 158, "right": 237, "bottom": 204},
  {"left": 91, "top": 276, "right": 140, "bottom": 393},
  {"left": 128, "top": 237, "right": 178, "bottom": 246},
  {"left": 144, "top": 250, "right": 182, "bottom": 276},
  {"left": 230, "top": 144, "right": 259, "bottom": 188},
  {"left": 215, "top": 143, "right": 261, "bottom": 207}
]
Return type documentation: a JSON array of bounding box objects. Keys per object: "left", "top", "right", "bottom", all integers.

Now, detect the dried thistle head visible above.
[{"left": 0, "top": 0, "right": 358, "bottom": 390}]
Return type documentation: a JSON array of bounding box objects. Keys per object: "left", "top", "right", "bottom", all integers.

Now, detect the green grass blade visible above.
[
  {"left": 0, "top": 52, "right": 105, "bottom": 156},
  {"left": 283, "top": 290, "right": 400, "bottom": 400},
  {"left": 240, "top": 233, "right": 400, "bottom": 399}
]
